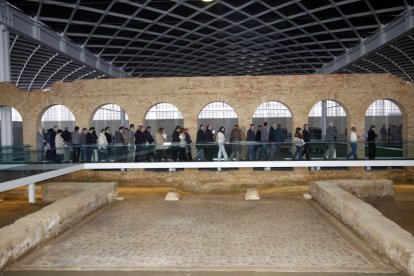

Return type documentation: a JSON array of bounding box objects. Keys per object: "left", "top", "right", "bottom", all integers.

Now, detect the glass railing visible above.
[{"left": 0, "top": 140, "right": 407, "bottom": 164}]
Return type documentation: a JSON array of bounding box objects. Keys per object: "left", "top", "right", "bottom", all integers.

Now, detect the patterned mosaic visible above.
[{"left": 9, "top": 196, "right": 397, "bottom": 273}]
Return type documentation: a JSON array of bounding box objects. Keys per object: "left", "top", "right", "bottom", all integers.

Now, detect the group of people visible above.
[
  {"left": 194, "top": 123, "right": 289, "bottom": 161},
  {"left": 36, "top": 121, "right": 381, "bottom": 163},
  {"left": 36, "top": 124, "right": 195, "bottom": 163}
]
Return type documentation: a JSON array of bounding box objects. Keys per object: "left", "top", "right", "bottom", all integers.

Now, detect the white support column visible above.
[
  {"left": 0, "top": 24, "right": 10, "bottom": 82},
  {"left": 1, "top": 106, "right": 13, "bottom": 146},
  {"left": 28, "top": 183, "right": 36, "bottom": 204}
]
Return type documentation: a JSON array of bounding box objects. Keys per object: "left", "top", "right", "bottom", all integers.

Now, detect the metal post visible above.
[
  {"left": 28, "top": 183, "right": 36, "bottom": 203},
  {"left": 0, "top": 24, "right": 10, "bottom": 82},
  {"left": 321, "top": 100, "right": 327, "bottom": 138}
]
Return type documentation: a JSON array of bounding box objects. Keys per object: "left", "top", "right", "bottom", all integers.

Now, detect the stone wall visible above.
[
  {"left": 310, "top": 180, "right": 414, "bottom": 275},
  {"left": 45, "top": 167, "right": 414, "bottom": 193},
  {"left": 0, "top": 74, "right": 413, "bottom": 157},
  {"left": 0, "top": 182, "right": 117, "bottom": 270}
]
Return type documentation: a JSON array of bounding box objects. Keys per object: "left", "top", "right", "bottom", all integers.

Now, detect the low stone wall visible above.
[
  {"left": 43, "top": 167, "right": 414, "bottom": 193},
  {"left": 0, "top": 182, "right": 118, "bottom": 270},
  {"left": 310, "top": 180, "right": 414, "bottom": 275}
]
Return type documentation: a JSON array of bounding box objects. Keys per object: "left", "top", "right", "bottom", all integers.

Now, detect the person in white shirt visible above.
[
  {"left": 217, "top": 126, "right": 228, "bottom": 161},
  {"left": 347, "top": 126, "right": 359, "bottom": 160},
  {"left": 97, "top": 129, "right": 108, "bottom": 161}
]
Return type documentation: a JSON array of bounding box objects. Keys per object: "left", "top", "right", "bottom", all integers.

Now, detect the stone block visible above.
[
  {"left": 165, "top": 190, "right": 179, "bottom": 201},
  {"left": 0, "top": 182, "right": 118, "bottom": 270},
  {"left": 245, "top": 188, "right": 260, "bottom": 200},
  {"left": 310, "top": 179, "right": 414, "bottom": 275}
]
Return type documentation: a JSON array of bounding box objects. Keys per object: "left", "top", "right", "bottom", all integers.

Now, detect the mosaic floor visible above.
[{"left": 8, "top": 195, "right": 398, "bottom": 273}]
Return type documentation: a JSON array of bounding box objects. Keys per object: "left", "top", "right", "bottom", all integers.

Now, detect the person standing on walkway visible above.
[
  {"left": 36, "top": 127, "right": 46, "bottom": 163},
  {"left": 324, "top": 122, "right": 336, "bottom": 159},
  {"left": 126, "top": 124, "right": 135, "bottom": 162},
  {"left": 302, "top": 124, "right": 311, "bottom": 160},
  {"left": 155, "top": 128, "right": 167, "bottom": 162},
  {"left": 246, "top": 124, "right": 256, "bottom": 161},
  {"left": 195, "top": 124, "right": 206, "bottom": 161},
  {"left": 171, "top": 125, "right": 181, "bottom": 161},
  {"left": 217, "top": 126, "right": 228, "bottom": 161},
  {"left": 347, "top": 127, "right": 359, "bottom": 160},
  {"left": 205, "top": 124, "right": 215, "bottom": 161},
  {"left": 54, "top": 129, "right": 65, "bottom": 163},
  {"left": 97, "top": 128, "right": 108, "bottom": 161},
  {"left": 367, "top": 124, "right": 377, "bottom": 160},
  {"left": 275, "top": 124, "right": 285, "bottom": 160},
  {"left": 114, "top": 126, "right": 125, "bottom": 162},
  {"left": 292, "top": 127, "right": 304, "bottom": 160},
  {"left": 184, "top": 128, "right": 193, "bottom": 161},
  {"left": 229, "top": 124, "right": 242, "bottom": 161},
  {"left": 71, "top": 126, "right": 81, "bottom": 163},
  {"left": 259, "top": 122, "right": 269, "bottom": 160}
]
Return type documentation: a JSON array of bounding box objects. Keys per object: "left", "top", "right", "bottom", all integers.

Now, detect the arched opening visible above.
[
  {"left": 253, "top": 101, "right": 291, "bottom": 138},
  {"left": 365, "top": 99, "right": 403, "bottom": 158},
  {"left": 92, "top": 104, "right": 129, "bottom": 133},
  {"left": 41, "top": 105, "right": 76, "bottom": 131},
  {"left": 308, "top": 100, "right": 348, "bottom": 158},
  {"left": 198, "top": 102, "right": 238, "bottom": 161},
  {"left": 198, "top": 102, "right": 238, "bottom": 141},
  {"left": 252, "top": 101, "right": 292, "bottom": 160},
  {"left": 0, "top": 106, "right": 23, "bottom": 146},
  {"left": 145, "top": 103, "right": 184, "bottom": 142}
]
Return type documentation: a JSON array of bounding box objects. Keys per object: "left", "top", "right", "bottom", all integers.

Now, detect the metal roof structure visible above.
[{"left": 1, "top": 0, "right": 414, "bottom": 91}]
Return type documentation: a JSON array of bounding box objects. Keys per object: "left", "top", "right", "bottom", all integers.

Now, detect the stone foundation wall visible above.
[
  {"left": 310, "top": 180, "right": 414, "bottom": 275},
  {"left": 0, "top": 182, "right": 118, "bottom": 270},
  {"left": 43, "top": 167, "right": 414, "bottom": 193}
]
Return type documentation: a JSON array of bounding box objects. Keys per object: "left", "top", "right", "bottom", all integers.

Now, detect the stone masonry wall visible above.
[{"left": 0, "top": 73, "right": 413, "bottom": 156}]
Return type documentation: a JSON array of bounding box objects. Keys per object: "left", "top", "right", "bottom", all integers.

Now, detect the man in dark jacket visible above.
[
  {"left": 171, "top": 125, "right": 181, "bottom": 161},
  {"left": 143, "top": 126, "right": 154, "bottom": 161},
  {"left": 135, "top": 125, "right": 147, "bottom": 162},
  {"left": 275, "top": 124, "right": 285, "bottom": 160},
  {"left": 205, "top": 124, "right": 214, "bottom": 161},
  {"left": 195, "top": 124, "right": 206, "bottom": 161},
  {"left": 268, "top": 124, "right": 276, "bottom": 160},
  {"left": 71, "top": 126, "right": 81, "bottom": 163},
  {"left": 114, "top": 126, "right": 125, "bottom": 161},
  {"left": 104, "top": 127, "right": 113, "bottom": 160},
  {"left": 85, "top": 127, "right": 96, "bottom": 162},
  {"left": 246, "top": 124, "right": 255, "bottom": 161},
  {"left": 302, "top": 124, "right": 311, "bottom": 160}
]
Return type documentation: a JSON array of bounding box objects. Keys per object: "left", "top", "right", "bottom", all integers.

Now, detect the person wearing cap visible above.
[{"left": 324, "top": 122, "right": 336, "bottom": 159}]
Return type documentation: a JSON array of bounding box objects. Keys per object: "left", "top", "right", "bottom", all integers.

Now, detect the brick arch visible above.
[
  {"left": 89, "top": 102, "right": 131, "bottom": 127},
  {"left": 251, "top": 100, "right": 293, "bottom": 118},
  {"left": 37, "top": 104, "right": 76, "bottom": 129},
  {"left": 306, "top": 98, "right": 349, "bottom": 118},
  {"left": 143, "top": 102, "right": 184, "bottom": 120},
  {"left": 197, "top": 101, "right": 239, "bottom": 119}
]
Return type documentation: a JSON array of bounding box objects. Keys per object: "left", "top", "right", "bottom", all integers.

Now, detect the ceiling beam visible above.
[
  {"left": 0, "top": 2, "right": 128, "bottom": 79},
  {"left": 317, "top": 7, "right": 414, "bottom": 74}
]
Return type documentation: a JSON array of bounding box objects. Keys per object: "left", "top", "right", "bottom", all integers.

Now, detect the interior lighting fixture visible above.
[{"left": 202, "top": 0, "right": 214, "bottom": 2}]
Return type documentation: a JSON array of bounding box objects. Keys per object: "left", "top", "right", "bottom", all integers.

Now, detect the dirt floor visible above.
[
  {"left": 0, "top": 186, "right": 47, "bottom": 228},
  {"left": 0, "top": 183, "right": 413, "bottom": 237},
  {"left": 371, "top": 184, "right": 414, "bottom": 236}
]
